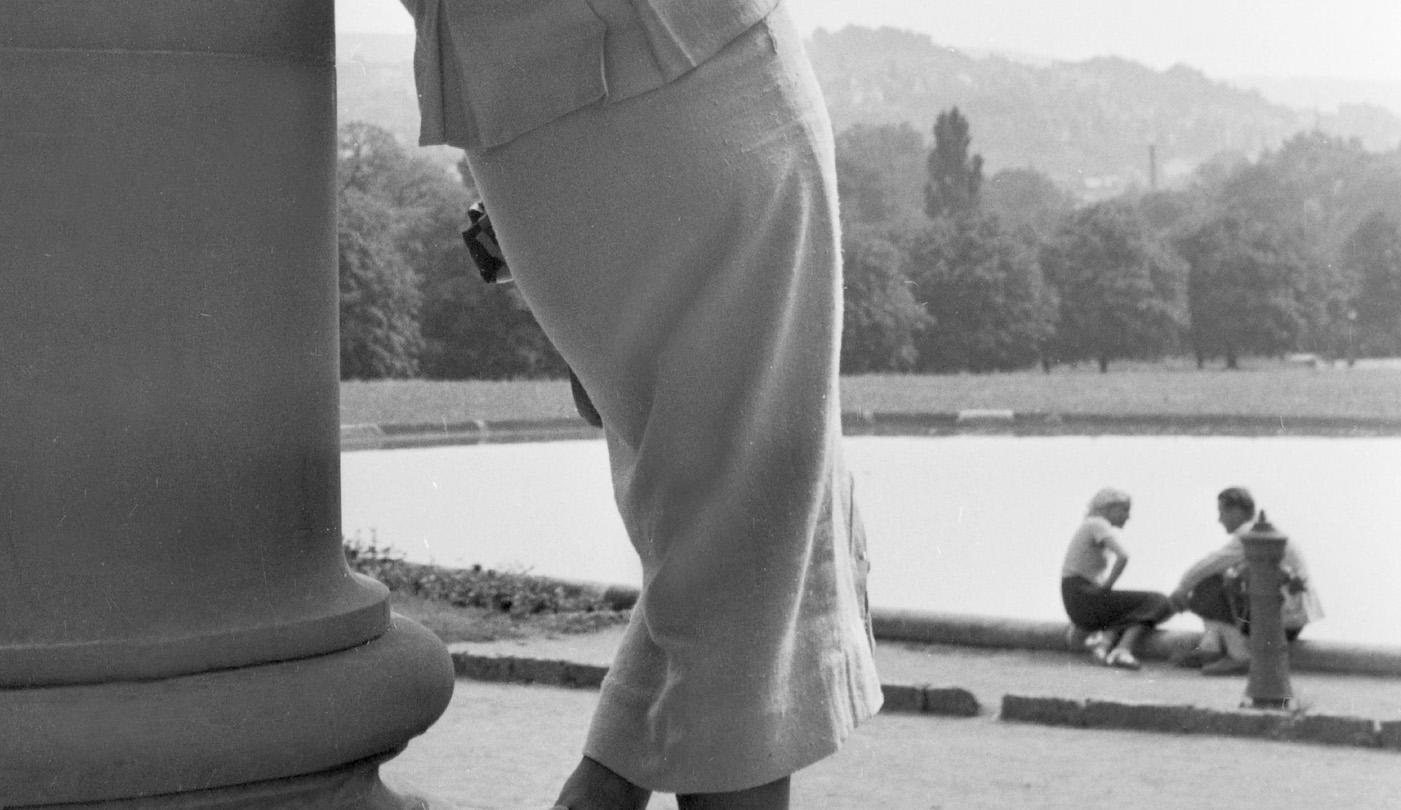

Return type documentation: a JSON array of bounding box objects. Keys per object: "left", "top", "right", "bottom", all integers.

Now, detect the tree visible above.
[
  {"left": 1042, "top": 201, "right": 1187, "bottom": 372},
  {"left": 981, "top": 167, "right": 1075, "bottom": 243},
  {"left": 924, "top": 108, "right": 984, "bottom": 220},
  {"left": 836, "top": 122, "right": 927, "bottom": 226},
  {"left": 337, "top": 187, "right": 423, "bottom": 379},
  {"left": 905, "top": 214, "right": 1056, "bottom": 373},
  {"left": 840, "top": 227, "right": 930, "bottom": 373},
  {"left": 336, "top": 121, "right": 567, "bottom": 379},
  {"left": 414, "top": 148, "right": 567, "bottom": 379},
  {"left": 1205, "top": 132, "right": 1401, "bottom": 353},
  {"left": 1343, "top": 211, "right": 1401, "bottom": 356},
  {"left": 1175, "top": 214, "right": 1311, "bottom": 368}
]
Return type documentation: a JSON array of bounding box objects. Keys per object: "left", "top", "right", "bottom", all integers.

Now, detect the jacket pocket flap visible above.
[{"left": 441, "top": 0, "right": 606, "bottom": 148}]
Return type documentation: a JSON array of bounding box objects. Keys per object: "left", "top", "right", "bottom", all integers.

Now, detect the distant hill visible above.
[
  {"left": 1233, "top": 74, "right": 1401, "bottom": 120},
  {"left": 806, "top": 26, "right": 1401, "bottom": 197},
  {"left": 335, "top": 27, "right": 1401, "bottom": 195}
]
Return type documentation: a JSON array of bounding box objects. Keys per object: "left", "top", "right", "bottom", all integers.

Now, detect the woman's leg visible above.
[{"left": 1114, "top": 624, "right": 1147, "bottom": 653}]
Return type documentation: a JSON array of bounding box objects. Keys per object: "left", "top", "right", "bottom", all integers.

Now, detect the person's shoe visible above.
[
  {"left": 1083, "top": 631, "right": 1112, "bottom": 663},
  {"left": 1105, "top": 648, "right": 1141, "bottom": 670},
  {"left": 1172, "top": 647, "right": 1220, "bottom": 669},
  {"left": 1200, "top": 656, "right": 1250, "bottom": 676}
]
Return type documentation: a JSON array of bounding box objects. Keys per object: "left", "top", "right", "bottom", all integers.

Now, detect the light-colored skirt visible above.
[{"left": 463, "top": 3, "right": 882, "bottom": 794}]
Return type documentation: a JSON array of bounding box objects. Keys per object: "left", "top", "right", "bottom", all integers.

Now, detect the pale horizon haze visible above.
[{"left": 337, "top": 0, "right": 1401, "bottom": 84}]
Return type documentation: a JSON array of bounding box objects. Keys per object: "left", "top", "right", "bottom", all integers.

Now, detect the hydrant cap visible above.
[{"left": 1244, "top": 510, "right": 1288, "bottom": 543}]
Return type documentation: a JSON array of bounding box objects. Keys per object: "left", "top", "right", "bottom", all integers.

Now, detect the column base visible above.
[
  {"left": 10, "top": 752, "right": 452, "bottom": 810},
  {"left": 2, "top": 615, "right": 454, "bottom": 806}
]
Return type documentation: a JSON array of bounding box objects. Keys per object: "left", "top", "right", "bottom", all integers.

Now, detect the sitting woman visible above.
[
  {"left": 1169, "top": 486, "right": 1323, "bottom": 676},
  {"left": 1060, "top": 488, "right": 1174, "bottom": 670}
]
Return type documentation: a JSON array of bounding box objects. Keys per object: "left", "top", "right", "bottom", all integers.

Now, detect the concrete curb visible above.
[
  {"left": 872, "top": 608, "right": 1401, "bottom": 678},
  {"left": 452, "top": 652, "right": 608, "bottom": 690},
  {"left": 1001, "top": 694, "right": 1398, "bottom": 751},
  {"left": 838, "top": 410, "right": 1401, "bottom": 437},
  {"left": 446, "top": 651, "right": 1398, "bottom": 753},
  {"left": 341, "top": 410, "right": 1401, "bottom": 451},
  {"left": 452, "top": 651, "right": 980, "bottom": 719},
  {"left": 880, "top": 683, "right": 982, "bottom": 717},
  {"left": 341, "top": 419, "right": 601, "bottom": 451}
]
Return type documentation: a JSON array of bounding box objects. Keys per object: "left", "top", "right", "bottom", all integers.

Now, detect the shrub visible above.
[{"left": 344, "top": 536, "right": 613, "bottom": 616}]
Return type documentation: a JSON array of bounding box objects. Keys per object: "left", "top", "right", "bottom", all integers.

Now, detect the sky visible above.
[{"left": 338, "top": 0, "right": 1401, "bottom": 83}]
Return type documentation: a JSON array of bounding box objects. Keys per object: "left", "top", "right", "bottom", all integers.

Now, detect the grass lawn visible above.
[{"left": 341, "top": 359, "right": 1401, "bottom": 426}]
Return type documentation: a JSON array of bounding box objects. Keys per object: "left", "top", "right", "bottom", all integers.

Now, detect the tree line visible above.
[{"left": 338, "top": 114, "right": 1401, "bottom": 379}]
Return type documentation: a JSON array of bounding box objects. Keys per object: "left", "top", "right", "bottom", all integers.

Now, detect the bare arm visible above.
[
  {"left": 1170, "top": 544, "right": 1243, "bottom": 603},
  {"left": 1100, "top": 536, "right": 1129, "bottom": 590}
]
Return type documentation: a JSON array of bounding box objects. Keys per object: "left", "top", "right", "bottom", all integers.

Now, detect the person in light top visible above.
[
  {"left": 1169, "top": 486, "right": 1322, "bottom": 676},
  {"left": 1061, "top": 488, "right": 1174, "bottom": 670}
]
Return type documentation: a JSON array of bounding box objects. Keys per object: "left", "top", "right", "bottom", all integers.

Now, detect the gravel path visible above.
[{"left": 384, "top": 680, "right": 1401, "bottom": 809}]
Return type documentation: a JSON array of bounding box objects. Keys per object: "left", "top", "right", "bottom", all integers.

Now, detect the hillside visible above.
[
  {"left": 807, "top": 26, "right": 1401, "bottom": 196},
  {"left": 335, "top": 27, "right": 1401, "bottom": 195}
]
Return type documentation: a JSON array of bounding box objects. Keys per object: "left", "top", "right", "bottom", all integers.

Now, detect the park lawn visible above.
[{"left": 341, "top": 359, "right": 1401, "bottom": 426}]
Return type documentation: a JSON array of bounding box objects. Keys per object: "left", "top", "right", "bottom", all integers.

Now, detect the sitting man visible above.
[{"left": 1169, "top": 486, "right": 1322, "bottom": 676}]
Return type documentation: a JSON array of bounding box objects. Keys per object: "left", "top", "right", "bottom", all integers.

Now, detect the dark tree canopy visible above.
[
  {"left": 836, "top": 123, "right": 927, "bottom": 225},
  {"left": 337, "top": 122, "right": 565, "bottom": 380},
  {"left": 924, "top": 107, "right": 984, "bottom": 220},
  {"left": 337, "top": 186, "right": 423, "bottom": 379},
  {"left": 840, "top": 227, "right": 930, "bottom": 373},
  {"left": 982, "top": 167, "right": 1076, "bottom": 243},
  {"left": 335, "top": 106, "right": 1401, "bottom": 379},
  {"left": 1175, "top": 214, "right": 1311, "bottom": 368},
  {"left": 1042, "top": 201, "right": 1187, "bottom": 371},
  {"left": 1343, "top": 211, "right": 1401, "bottom": 356},
  {"left": 905, "top": 213, "right": 1055, "bottom": 373}
]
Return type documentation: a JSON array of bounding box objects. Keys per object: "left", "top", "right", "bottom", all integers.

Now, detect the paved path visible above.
[
  {"left": 444, "top": 625, "right": 1401, "bottom": 719},
  {"left": 384, "top": 680, "right": 1401, "bottom": 809}
]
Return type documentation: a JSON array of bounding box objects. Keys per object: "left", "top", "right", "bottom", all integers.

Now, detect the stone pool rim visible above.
[{"left": 341, "top": 411, "right": 1401, "bottom": 452}]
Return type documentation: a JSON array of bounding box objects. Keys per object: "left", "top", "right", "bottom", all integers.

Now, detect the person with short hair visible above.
[
  {"left": 1169, "top": 487, "right": 1321, "bottom": 676},
  {"left": 1061, "top": 488, "right": 1174, "bottom": 670}
]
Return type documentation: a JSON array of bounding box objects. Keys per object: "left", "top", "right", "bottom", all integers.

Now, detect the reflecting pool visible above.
[{"left": 341, "top": 436, "right": 1401, "bottom": 647}]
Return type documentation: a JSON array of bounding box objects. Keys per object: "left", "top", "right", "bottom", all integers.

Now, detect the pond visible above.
[{"left": 341, "top": 435, "right": 1401, "bottom": 647}]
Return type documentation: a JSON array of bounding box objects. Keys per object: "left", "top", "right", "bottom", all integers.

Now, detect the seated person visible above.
[
  {"left": 1169, "top": 486, "right": 1322, "bottom": 676},
  {"left": 1061, "top": 488, "right": 1174, "bottom": 670}
]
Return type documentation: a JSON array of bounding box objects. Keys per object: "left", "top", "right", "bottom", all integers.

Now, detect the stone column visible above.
[{"left": 0, "top": 1, "right": 454, "bottom": 805}]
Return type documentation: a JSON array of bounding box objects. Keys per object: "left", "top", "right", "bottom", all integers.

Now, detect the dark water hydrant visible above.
[{"left": 1241, "top": 512, "right": 1293, "bottom": 709}]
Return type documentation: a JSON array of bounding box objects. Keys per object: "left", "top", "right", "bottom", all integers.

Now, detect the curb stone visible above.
[
  {"left": 879, "top": 683, "right": 925, "bottom": 714},
  {"left": 1379, "top": 721, "right": 1401, "bottom": 750},
  {"left": 1001, "top": 694, "right": 1394, "bottom": 751},
  {"left": 457, "top": 654, "right": 978, "bottom": 717},
  {"left": 452, "top": 653, "right": 607, "bottom": 689},
  {"left": 879, "top": 683, "right": 981, "bottom": 717},
  {"left": 925, "top": 686, "right": 981, "bottom": 717},
  {"left": 1000, "top": 695, "right": 1086, "bottom": 727},
  {"left": 448, "top": 653, "right": 1395, "bottom": 752}
]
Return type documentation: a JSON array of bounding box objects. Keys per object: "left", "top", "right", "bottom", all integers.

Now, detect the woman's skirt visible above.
[
  {"left": 462, "top": 3, "right": 882, "bottom": 794},
  {"left": 1062, "top": 576, "right": 1173, "bottom": 633}
]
